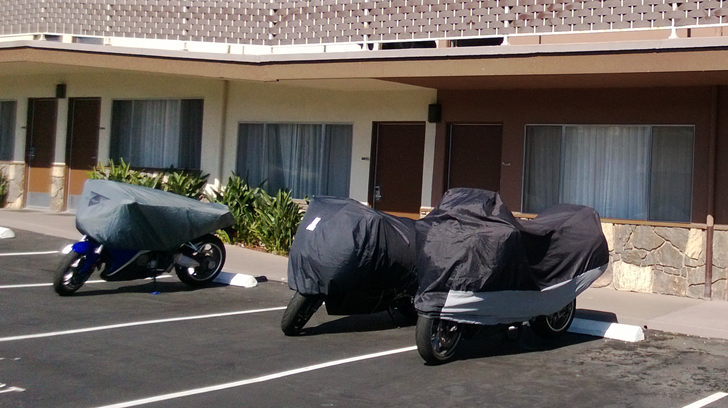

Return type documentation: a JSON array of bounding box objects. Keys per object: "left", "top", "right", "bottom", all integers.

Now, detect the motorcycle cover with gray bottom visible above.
[
  {"left": 415, "top": 188, "right": 609, "bottom": 325},
  {"left": 287, "top": 196, "right": 418, "bottom": 315},
  {"left": 76, "top": 180, "right": 234, "bottom": 251}
]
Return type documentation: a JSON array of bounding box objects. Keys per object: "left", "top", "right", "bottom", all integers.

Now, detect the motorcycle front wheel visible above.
[
  {"left": 53, "top": 252, "right": 95, "bottom": 296},
  {"left": 529, "top": 299, "right": 576, "bottom": 339},
  {"left": 280, "top": 292, "right": 324, "bottom": 336},
  {"left": 415, "top": 315, "right": 463, "bottom": 365},
  {"left": 175, "top": 235, "right": 226, "bottom": 287}
]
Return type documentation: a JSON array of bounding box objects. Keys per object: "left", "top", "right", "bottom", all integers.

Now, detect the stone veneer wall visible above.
[
  {"left": 51, "top": 164, "right": 65, "bottom": 212},
  {"left": 0, "top": 161, "right": 25, "bottom": 209},
  {"left": 596, "top": 223, "right": 728, "bottom": 301}
]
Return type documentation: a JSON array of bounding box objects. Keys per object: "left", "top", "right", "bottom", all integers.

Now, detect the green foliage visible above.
[
  {"left": 91, "top": 163, "right": 305, "bottom": 255},
  {"left": 160, "top": 169, "right": 209, "bottom": 200},
  {"left": 208, "top": 174, "right": 266, "bottom": 247},
  {"left": 89, "top": 159, "right": 208, "bottom": 199},
  {"left": 252, "top": 189, "right": 304, "bottom": 256},
  {"left": 208, "top": 173, "right": 304, "bottom": 254}
]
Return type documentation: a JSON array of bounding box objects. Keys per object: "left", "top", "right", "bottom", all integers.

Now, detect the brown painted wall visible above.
[{"left": 434, "top": 86, "right": 714, "bottom": 223}]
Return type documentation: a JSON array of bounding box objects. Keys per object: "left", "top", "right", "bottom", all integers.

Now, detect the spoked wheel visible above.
[
  {"left": 175, "top": 235, "right": 226, "bottom": 287},
  {"left": 53, "top": 252, "right": 95, "bottom": 296},
  {"left": 415, "top": 315, "right": 463, "bottom": 365},
  {"left": 281, "top": 292, "right": 324, "bottom": 336},
  {"left": 530, "top": 299, "right": 576, "bottom": 339}
]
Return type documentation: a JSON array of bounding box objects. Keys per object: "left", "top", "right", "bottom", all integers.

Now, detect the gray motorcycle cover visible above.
[
  {"left": 287, "top": 196, "right": 418, "bottom": 314},
  {"left": 76, "top": 180, "right": 234, "bottom": 251},
  {"left": 415, "top": 188, "right": 609, "bottom": 325}
]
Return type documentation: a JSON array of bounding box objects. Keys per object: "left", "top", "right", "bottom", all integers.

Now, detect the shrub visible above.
[
  {"left": 89, "top": 159, "right": 208, "bottom": 199},
  {"left": 207, "top": 174, "right": 266, "bottom": 247},
  {"left": 252, "top": 189, "right": 304, "bottom": 256}
]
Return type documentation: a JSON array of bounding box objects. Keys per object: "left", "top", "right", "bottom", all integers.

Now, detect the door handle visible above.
[
  {"left": 374, "top": 185, "right": 382, "bottom": 201},
  {"left": 27, "top": 147, "right": 36, "bottom": 161}
]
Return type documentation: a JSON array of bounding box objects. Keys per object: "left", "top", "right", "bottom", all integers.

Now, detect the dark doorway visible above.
[
  {"left": 65, "top": 98, "right": 101, "bottom": 211},
  {"left": 24, "top": 98, "right": 58, "bottom": 208},
  {"left": 448, "top": 124, "right": 503, "bottom": 192},
  {"left": 370, "top": 123, "right": 426, "bottom": 219}
]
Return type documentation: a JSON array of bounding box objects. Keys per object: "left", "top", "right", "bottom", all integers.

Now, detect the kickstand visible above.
[{"left": 150, "top": 275, "right": 161, "bottom": 295}]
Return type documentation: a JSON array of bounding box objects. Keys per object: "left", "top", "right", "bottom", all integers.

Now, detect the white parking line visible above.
[
  {"left": 0, "top": 385, "right": 25, "bottom": 394},
  {"left": 0, "top": 251, "right": 60, "bottom": 257},
  {"left": 0, "top": 276, "right": 173, "bottom": 290},
  {"left": 682, "top": 392, "right": 728, "bottom": 408},
  {"left": 0, "top": 306, "right": 287, "bottom": 342},
  {"left": 95, "top": 345, "right": 418, "bottom": 408}
]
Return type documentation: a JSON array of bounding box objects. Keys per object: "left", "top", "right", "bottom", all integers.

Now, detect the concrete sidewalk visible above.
[{"left": 2, "top": 208, "right": 727, "bottom": 341}]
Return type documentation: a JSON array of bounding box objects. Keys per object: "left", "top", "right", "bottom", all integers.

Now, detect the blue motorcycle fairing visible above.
[
  {"left": 70, "top": 241, "right": 101, "bottom": 277},
  {"left": 71, "top": 240, "right": 100, "bottom": 255}
]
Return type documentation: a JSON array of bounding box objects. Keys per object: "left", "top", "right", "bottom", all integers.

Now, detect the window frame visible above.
[
  {"left": 108, "top": 98, "right": 204, "bottom": 172},
  {"left": 235, "top": 121, "right": 354, "bottom": 199},
  {"left": 521, "top": 123, "right": 695, "bottom": 222},
  {"left": 0, "top": 100, "right": 17, "bottom": 162}
]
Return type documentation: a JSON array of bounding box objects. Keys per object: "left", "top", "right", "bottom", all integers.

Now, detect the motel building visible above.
[{"left": 1, "top": 0, "right": 728, "bottom": 300}]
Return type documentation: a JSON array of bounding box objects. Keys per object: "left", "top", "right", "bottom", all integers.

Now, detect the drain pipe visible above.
[{"left": 705, "top": 86, "right": 718, "bottom": 299}]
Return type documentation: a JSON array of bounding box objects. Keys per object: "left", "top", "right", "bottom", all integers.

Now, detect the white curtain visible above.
[
  {"left": 111, "top": 100, "right": 196, "bottom": 169},
  {"left": 237, "top": 123, "right": 352, "bottom": 198},
  {"left": 561, "top": 126, "right": 651, "bottom": 220},
  {"left": 523, "top": 126, "right": 561, "bottom": 213},
  {"left": 0, "top": 101, "right": 15, "bottom": 161},
  {"left": 524, "top": 125, "right": 692, "bottom": 222},
  {"left": 650, "top": 126, "right": 694, "bottom": 222}
]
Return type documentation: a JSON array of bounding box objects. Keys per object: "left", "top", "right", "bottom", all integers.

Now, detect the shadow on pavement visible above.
[
  {"left": 67, "top": 280, "right": 226, "bottom": 297},
  {"left": 299, "top": 312, "right": 416, "bottom": 335}
]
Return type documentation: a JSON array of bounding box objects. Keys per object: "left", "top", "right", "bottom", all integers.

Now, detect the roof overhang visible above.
[{"left": 4, "top": 38, "right": 728, "bottom": 89}]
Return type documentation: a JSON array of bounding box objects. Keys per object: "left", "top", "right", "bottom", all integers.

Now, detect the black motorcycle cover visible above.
[
  {"left": 415, "top": 188, "right": 609, "bottom": 325},
  {"left": 76, "top": 180, "right": 234, "bottom": 251},
  {"left": 287, "top": 196, "right": 418, "bottom": 315}
]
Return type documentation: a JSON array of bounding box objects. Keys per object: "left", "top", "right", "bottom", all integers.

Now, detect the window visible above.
[
  {"left": 109, "top": 99, "right": 203, "bottom": 169},
  {"left": 523, "top": 125, "right": 694, "bottom": 222},
  {"left": 0, "top": 101, "right": 16, "bottom": 161},
  {"left": 237, "top": 123, "right": 352, "bottom": 199}
]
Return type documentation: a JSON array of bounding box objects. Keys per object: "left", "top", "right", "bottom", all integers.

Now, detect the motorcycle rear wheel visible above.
[
  {"left": 281, "top": 292, "right": 324, "bottom": 336},
  {"left": 530, "top": 299, "right": 576, "bottom": 339},
  {"left": 415, "top": 315, "right": 463, "bottom": 365},
  {"left": 53, "top": 252, "right": 94, "bottom": 296},
  {"left": 175, "top": 235, "right": 226, "bottom": 287}
]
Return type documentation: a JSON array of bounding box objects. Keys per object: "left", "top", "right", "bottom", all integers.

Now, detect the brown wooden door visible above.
[
  {"left": 65, "top": 98, "right": 101, "bottom": 210},
  {"left": 24, "top": 98, "right": 58, "bottom": 208},
  {"left": 371, "top": 123, "right": 426, "bottom": 218},
  {"left": 448, "top": 124, "right": 503, "bottom": 192}
]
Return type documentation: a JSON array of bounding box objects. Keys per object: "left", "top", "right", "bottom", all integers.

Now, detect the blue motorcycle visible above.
[
  {"left": 53, "top": 179, "right": 234, "bottom": 296},
  {"left": 53, "top": 234, "right": 226, "bottom": 296}
]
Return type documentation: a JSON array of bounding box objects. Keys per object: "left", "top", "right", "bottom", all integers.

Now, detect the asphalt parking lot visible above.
[{"left": 2, "top": 230, "right": 728, "bottom": 408}]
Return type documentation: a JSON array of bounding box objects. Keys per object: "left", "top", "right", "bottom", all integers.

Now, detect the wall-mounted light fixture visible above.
[
  {"left": 428, "top": 103, "right": 441, "bottom": 123},
  {"left": 56, "top": 84, "right": 66, "bottom": 99}
]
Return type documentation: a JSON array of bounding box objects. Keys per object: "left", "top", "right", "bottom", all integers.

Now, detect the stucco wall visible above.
[
  {"left": 224, "top": 80, "right": 437, "bottom": 204},
  {"left": 0, "top": 73, "right": 437, "bottom": 208}
]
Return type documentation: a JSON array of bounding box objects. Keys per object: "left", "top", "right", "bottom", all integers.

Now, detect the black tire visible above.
[
  {"left": 530, "top": 299, "right": 576, "bottom": 339},
  {"left": 175, "top": 235, "right": 226, "bottom": 287},
  {"left": 281, "top": 292, "right": 324, "bottom": 336},
  {"left": 53, "top": 252, "right": 94, "bottom": 296},
  {"left": 394, "top": 296, "right": 418, "bottom": 322},
  {"left": 415, "top": 315, "right": 463, "bottom": 365}
]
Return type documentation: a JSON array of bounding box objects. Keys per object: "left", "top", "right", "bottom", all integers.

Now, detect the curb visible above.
[
  {"left": 568, "top": 317, "right": 645, "bottom": 342},
  {"left": 214, "top": 272, "right": 259, "bottom": 288},
  {"left": 0, "top": 227, "right": 14, "bottom": 239}
]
